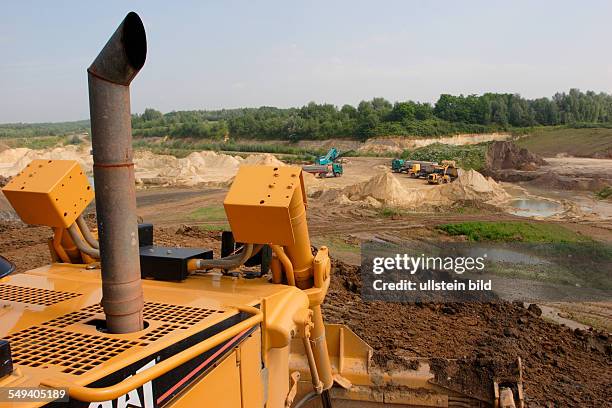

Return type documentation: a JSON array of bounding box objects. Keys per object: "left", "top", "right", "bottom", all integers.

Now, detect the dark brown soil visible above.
[
  {"left": 486, "top": 141, "right": 546, "bottom": 171},
  {"left": 1, "top": 215, "right": 610, "bottom": 407},
  {"left": 325, "top": 261, "right": 611, "bottom": 407}
]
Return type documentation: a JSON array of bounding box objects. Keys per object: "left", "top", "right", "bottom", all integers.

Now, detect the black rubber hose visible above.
[{"left": 292, "top": 391, "right": 317, "bottom": 408}]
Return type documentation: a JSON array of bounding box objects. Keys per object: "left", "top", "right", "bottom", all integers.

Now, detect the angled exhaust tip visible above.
[
  {"left": 88, "top": 11, "right": 147, "bottom": 86},
  {"left": 88, "top": 12, "right": 146, "bottom": 334}
]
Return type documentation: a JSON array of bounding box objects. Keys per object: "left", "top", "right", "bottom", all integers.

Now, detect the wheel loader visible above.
[
  {"left": 0, "top": 13, "right": 523, "bottom": 408},
  {"left": 427, "top": 162, "right": 459, "bottom": 185}
]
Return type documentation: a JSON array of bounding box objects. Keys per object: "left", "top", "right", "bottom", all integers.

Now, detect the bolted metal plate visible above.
[
  {"left": 223, "top": 165, "right": 306, "bottom": 245},
  {"left": 2, "top": 159, "right": 93, "bottom": 228}
]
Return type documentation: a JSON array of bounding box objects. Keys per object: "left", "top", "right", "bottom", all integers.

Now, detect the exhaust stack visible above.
[{"left": 88, "top": 12, "right": 146, "bottom": 334}]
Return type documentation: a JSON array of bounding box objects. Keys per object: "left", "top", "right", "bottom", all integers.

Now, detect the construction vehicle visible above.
[
  {"left": 391, "top": 160, "right": 438, "bottom": 177},
  {"left": 406, "top": 161, "right": 438, "bottom": 178},
  {"left": 0, "top": 13, "right": 524, "bottom": 408},
  {"left": 427, "top": 162, "right": 459, "bottom": 184},
  {"left": 302, "top": 148, "right": 343, "bottom": 178},
  {"left": 391, "top": 159, "right": 406, "bottom": 173}
]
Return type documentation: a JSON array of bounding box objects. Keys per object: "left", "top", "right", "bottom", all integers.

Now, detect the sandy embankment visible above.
[{"left": 0, "top": 145, "right": 521, "bottom": 211}]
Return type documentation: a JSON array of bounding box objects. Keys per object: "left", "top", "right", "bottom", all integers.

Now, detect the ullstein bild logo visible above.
[{"left": 88, "top": 360, "right": 155, "bottom": 408}]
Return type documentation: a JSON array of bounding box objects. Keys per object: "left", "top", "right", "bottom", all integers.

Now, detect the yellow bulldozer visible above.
[{"left": 0, "top": 13, "right": 523, "bottom": 408}]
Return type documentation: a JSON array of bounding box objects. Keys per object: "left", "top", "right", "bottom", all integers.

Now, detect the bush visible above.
[
  {"left": 401, "top": 142, "right": 489, "bottom": 170},
  {"left": 437, "top": 221, "right": 588, "bottom": 243},
  {"left": 595, "top": 186, "right": 612, "bottom": 200}
]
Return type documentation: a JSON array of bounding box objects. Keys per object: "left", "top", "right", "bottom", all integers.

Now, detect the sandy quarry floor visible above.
[{"left": 545, "top": 157, "right": 612, "bottom": 178}]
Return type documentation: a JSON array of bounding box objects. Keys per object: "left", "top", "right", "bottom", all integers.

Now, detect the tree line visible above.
[
  {"left": 131, "top": 89, "right": 612, "bottom": 140},
  {"left": 3, "top": 89, "right": 612, "bottom": 141}
]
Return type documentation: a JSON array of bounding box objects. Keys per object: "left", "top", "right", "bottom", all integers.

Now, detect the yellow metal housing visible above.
[
  {"left": 1, "top": 160, "right": 93, "bottom": 228},
  {"left": 224, "top": 165, "right": 306, "bottom": 245}
]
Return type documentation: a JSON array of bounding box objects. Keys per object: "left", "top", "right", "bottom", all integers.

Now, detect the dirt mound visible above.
[
  {"left": 0, "top": 146, "right": 293, "bottom": 187},
  {"left": 241, "top": 153, "right": 285, "bottom": 167},
  {"left": 326, "top": 260, "right": 612, "bottom": 406},
  {"left": 0, "top": 145, "right": 92, "bottom": 177},
  {"left": 486, "top": 141, "right": 546, "bottom": 171},
  {"left": 443, "top": 169, "right": 510, "bottom": 204},
  {"left": 319, "top": 170, "right": 509, "bottom": 208},
  {"left": 529, "top": 171, "right": 610, "bottom": 192},
  {"left": 356, "top": 133, "right": 512, "bottom": 154},
  {"left": 343, "top": 172, "right": 422, "bottom": 207}
]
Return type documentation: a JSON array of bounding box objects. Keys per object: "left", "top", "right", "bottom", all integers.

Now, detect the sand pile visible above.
[
  {"left": 0, "top": 145, "right": 92, "bottom": 177},
  {"left": 342, "top": 172, "right": 423, "bottom": 207},
  {"left": 0, "top": 146, "right": 302, "bottom": 187},
  {"left": 317, "top": 170, "right": 509, "bottom": 208},
  {"left": 136, "top": 151, "right": 245, "bottom": 186},
  {"left": 442, "top": 169, "right": 510, "bottom": 204},
  {"left": 241, "top": 153, "right": 284, "bottom": 167}
]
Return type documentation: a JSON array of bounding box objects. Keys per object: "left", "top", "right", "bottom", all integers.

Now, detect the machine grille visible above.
[
  {"left": 7, "top": 326, "right": 140, "bottom": 375},
  {"left": 82, "top": 302, "right": 224, "bottom": 329},
  {"left": 139, "top": 323, "right": 184, "bottom": 345},
  {"left": 0, "top": 284, "right": 81, "bottom": 306},
  {"left": 5, "top": 301, "right": 226, "bottom": 376},
  {"left": 142, "top": 302, "right": 222, "bottom": 329},
  {"left": 44, "top": 311, "right": 97, "bottom": 328}
]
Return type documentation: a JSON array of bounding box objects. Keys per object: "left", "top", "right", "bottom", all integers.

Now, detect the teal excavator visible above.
[{"left": 302, "top": 148, "right": 344, "bottom": 178}]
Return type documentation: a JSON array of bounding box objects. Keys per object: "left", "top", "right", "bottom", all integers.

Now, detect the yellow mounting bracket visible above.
[
  {"left": 223, "top": 165, "right": 306, "bottom": 245},
  {"left": 2, "top": 159, "right": 93, "bottom": 228}
]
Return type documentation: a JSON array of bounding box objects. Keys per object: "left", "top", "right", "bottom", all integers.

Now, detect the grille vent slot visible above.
[
  {"left": 44, "top": 311, "right": 96, "bottom": 328},
  {"left": 139, "top": 323, "right": 184, "bottom": 345},
  {"left": 7, "top": 326, "right": 140, "bottom": 375},
  {"left": 0, "top": 284, "right": 80, "bottom": 306}
]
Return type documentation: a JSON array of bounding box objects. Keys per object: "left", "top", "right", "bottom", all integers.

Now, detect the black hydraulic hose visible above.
[
  {"left": 292, "top": 391, "right": 317, "bottom": 408},
  {"left": 320, "top": 390, "right": 333, "bottom": 408},
  {"left": 191, "top": 244, "right": 263, "bottom": 270}
]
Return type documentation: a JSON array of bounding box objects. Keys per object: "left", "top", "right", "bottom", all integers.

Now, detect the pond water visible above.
[
  {"left": 507, "top": 197, "right": 562, "bottom": 217},
  {"left": 463, "top": 246, "right": 551, "bottom": 265}
]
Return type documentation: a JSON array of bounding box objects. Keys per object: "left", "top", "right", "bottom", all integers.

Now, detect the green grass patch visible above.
[
  {"left": 3, "top": 136, "right": 66, "bottom": 149},
  {"left": 595, "top": 186, "right": 612, "bottom": 200},
  {"left": 377, "top": 206, "right": 406, "bottom": 218},
  {"left": 188, "top": 206, "right": 227, "bottom": 222},
  {"left": 437, "top": 221, "right": 588, "bottom": 243},
  {"left": 517, "top": 127, "right": 612, "bottom": 157},
  {"left": 400, "top": 142, "right": 488, "bottom": 170},
  {"left": 314, "top": 235, "right": 360, "bottom": 254},
  {"left": 198, "top": 224, "right": 230, "bottom": 232}
]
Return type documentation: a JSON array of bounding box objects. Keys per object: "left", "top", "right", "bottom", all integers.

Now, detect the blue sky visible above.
[{"left": 1, "top": 0, "right": 611, "bottom": 122}]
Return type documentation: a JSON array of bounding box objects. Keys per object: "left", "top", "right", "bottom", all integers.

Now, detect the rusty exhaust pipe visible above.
[{"left": 88, "top": 12, "right": 146, "bottom": 334}]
